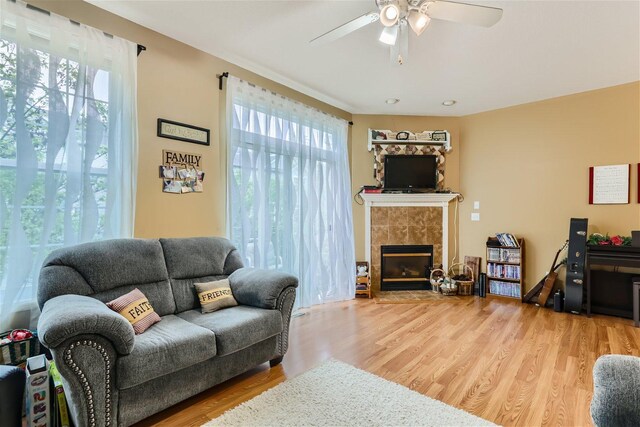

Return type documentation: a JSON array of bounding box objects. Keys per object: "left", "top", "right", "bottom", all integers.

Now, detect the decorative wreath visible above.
[{"left": 395, "top": 131, "right": 409, "bottom": 140}]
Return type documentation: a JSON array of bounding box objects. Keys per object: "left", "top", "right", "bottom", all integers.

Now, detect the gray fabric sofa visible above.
[
  {"left": 36, "top": 237, "right": 298, "bottom": 427},
  {"left": 591, "top": 354, "right": 640, "bottom": 426}
]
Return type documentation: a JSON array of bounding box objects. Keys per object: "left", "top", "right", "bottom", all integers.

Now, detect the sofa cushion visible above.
[
  {"left": 160, "top": 237, "right": 244, "bottom": 312},
  {"left": 106, "top": 288, "right": 161, "bottom": 334},
  {"left": 90, "top": 280, "right": 176, "bottom": 317},
  {"left": 178, "top": 306, "right": 283, "bottom": 356},
  {"left": 117, "top": 315, "right": 216, "bottom": 389},
  {"left": 195, "top": 279, "right": 238, "bottom": 313},
  {"left": 38, "top": 239, "right": 176, "bottom": 316}
]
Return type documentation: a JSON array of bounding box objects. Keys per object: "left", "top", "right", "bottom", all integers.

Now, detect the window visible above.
[
  {"left": 0, "top": 0, "right": 137, "bottom": 329},
  {"left": 226, "top": 77, "right": 355, "bottom": 309}
]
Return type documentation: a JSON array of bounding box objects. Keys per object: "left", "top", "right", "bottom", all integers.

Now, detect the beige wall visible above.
[
  {"left": 31, "top": 0, "right": 351, "bottom": 239},
  {"left": 350, "top": 115, "right": 461, "bottom": 262},
  {"left": 459, "top": 82, "right": 640, "bottom": 293}
]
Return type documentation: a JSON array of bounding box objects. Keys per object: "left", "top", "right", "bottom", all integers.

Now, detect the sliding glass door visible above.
[{"left": 226, "top": 77, "right": 354, "bottom": 309}]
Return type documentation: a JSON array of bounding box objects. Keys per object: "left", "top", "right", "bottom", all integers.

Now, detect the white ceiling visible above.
[{"left": 87, "top": 1, "right": 640, "bottom": 116}]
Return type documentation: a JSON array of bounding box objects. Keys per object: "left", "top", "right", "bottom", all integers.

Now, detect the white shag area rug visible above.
[{"left": 204, "top": 359, "right": 495, "bottom": 427}]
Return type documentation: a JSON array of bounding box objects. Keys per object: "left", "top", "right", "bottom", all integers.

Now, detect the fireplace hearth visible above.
[{"left": 381, "top": 245, "right": 433, "bottom": 291}]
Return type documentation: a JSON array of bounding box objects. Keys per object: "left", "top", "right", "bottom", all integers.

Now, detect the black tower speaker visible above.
[
  {"left": 479, "top": 272, "right": 486, "bottom": 298},
  {"left": 564, "top": 218, "right": 588, "bottom": 314}
]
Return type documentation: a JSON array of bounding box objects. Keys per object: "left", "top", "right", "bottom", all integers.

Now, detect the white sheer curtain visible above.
[
  {"left": 226, "top": 76, "right": 355, "bottom": 310},
  {"left": 0, "top": 0, "right": 138, "bottom": 330}
]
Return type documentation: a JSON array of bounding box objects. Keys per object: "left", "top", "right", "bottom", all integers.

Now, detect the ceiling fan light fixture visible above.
[
  {"left": 379, "top": 4, "right": 400, "bottom": 27},
  {"left": 379, "top": 25, "right": 398, "bottom": 46},
  {"left": 408, "top": 10, "right": 431, "bottom": 36}
]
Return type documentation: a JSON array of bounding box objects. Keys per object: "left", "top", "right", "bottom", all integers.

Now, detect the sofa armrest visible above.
[
  {"left": 591, "top": 354, "right": 640, "bottom": 426},
  {"left": 38, "top": 294, "right": 135, "bottom": 355},
  {"left": 229, "top": 268, "right": 298, "bottom": 309}
]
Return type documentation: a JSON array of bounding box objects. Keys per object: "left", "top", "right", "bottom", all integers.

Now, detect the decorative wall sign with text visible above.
[
  {"left": 588, "top": 164, "right": 630, "bottom": 204},
  {"left": 160, "top": 149, "right": 205, "bottom": 194},
  {"left": 157, "top": 118, "right": 210, "bottom": 146}
]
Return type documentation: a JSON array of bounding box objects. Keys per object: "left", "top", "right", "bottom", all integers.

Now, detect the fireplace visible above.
[
  {"left": 362, "top": 192, "right": 457, "bottom": 292},
  {"left": 381, "top": 245, "right": 433, "bottom": 291}
]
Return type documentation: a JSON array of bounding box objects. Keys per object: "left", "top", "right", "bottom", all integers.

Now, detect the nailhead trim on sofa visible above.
[
  {"left": 64, "top": 340, "right": 111, "bottom": 427},
  {"left": 276, "top": 287, "right": 296, "bottom": 355}
]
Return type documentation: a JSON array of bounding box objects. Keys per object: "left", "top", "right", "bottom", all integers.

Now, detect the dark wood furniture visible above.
[
  {"left": 585, "top": 245, "right": 640, "bottom": 325},
  {"left": 485, "top": 237, "right": 524, "bottom": 300},
  {"left": 634, "top": 278, "right": 640, "bottom": 327}
]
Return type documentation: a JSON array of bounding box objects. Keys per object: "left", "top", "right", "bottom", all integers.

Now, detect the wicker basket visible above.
[
  {"left": 0, "top": 330, "right": 40, "bottom": 366},
  {"left": 429, "top": 268, "right": 446, "bottom": 293},
  {"left": 440, "top": 281, "right": 458, "bottom": 296},
  {"left": 449, "top": 263, "right": 475, "bottom": 296}
]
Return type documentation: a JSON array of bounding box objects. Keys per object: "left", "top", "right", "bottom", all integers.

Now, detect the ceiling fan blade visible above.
[
  {"left": 310, "top": 11, "right": 380, "bottom": 45},
  {"left": 426, "top": 1, "right": 503, "bottom": 27}
]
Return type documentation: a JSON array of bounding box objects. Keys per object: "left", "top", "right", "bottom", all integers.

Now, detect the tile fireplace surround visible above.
[{"left": 361, "top": 193, "right": 459, "bottom": 292}]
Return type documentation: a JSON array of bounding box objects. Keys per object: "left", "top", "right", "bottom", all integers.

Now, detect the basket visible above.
[
  {"left": 440, "top": 281, "right": 458, "bottom": 296},
  {"left": 449, "top": 263, "right": 475, "bottom": 296},
  {"left": 429, "top": 268, "right": 446, "bottom": 293},
  {"left": 0, "top": 330, "right": 40, "bottom": 365}
]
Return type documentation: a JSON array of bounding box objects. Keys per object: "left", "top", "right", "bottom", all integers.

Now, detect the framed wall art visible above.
[
  {"left": 157, "top": 118, "right": 210, "bottom": 146},
  {"left": 588, "top": 164, "right": 630, "bottom": 205},
  {"left": 160, "top": 149, "right": 205, "bottom": 194}
]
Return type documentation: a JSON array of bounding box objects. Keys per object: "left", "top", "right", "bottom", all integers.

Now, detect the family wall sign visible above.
[{"left": 159, "top": 149, "right": 205, "bottom": 194}]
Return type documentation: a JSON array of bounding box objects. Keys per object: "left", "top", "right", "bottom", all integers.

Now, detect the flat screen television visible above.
[{"left": 383, "top": 155, "right": 438, "bottom": 190}]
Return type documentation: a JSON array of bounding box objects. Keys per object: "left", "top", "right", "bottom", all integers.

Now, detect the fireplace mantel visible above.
[
  {"left": 362, "top": 192, "right": 459, "bottom": 282},
  {"left": 361, "top": 192, "right": 458, "bottom": 206}
]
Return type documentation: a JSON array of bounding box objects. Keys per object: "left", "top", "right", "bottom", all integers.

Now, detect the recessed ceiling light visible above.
[
  {"left": 385, "top": 98, "right": 400, "bottom": 104},
  {"left": 442, "top": 100, "right": 456, "bottom": 106}
]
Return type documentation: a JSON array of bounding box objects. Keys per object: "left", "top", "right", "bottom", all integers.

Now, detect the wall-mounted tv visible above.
[{"left": 383, "top": 155, "right": 438, "bottom": 190}]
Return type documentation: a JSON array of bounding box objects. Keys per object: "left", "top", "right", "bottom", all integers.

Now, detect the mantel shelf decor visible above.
[
  {"left": 368, "top": 128, "right": 450, "bottom": 188},
  {"left": 367, "top": 128, "right": 451, "bottom": 152}
]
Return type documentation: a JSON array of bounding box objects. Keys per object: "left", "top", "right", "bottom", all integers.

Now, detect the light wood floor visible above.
[{"left": 135, "top": 296, "right": 640, "bottom": 426}]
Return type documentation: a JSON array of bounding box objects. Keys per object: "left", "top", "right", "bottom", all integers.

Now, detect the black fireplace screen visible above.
[{"left": 381, "top": 245, "right": 433, "bottom": 291}]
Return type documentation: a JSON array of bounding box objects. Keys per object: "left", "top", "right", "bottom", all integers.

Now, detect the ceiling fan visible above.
[{"left": 310, "top": 0, "right": 503, "bottom": 65}]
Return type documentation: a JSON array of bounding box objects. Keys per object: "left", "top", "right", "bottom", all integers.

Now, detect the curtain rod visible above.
[
  {"left": 19, "top": 1, "right": 146, "bottom": 56},
  {"left": 217, "top": 71, "right": 353, "bottom": 126},
  {"left": 217, "top": 72, "right": 229, "bottom": 90}
]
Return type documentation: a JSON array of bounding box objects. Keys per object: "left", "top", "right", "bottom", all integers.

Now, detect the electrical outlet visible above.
[
  {"left": 473, "top": 201, "right": 480, "bottom": 210},
  {"left": 471, "top": 212, "right": 480, "bottom": 221}
]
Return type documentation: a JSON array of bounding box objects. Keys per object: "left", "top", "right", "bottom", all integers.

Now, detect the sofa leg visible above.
[{"left": 270, "top": 356, "right": 283, "bottom": 367}]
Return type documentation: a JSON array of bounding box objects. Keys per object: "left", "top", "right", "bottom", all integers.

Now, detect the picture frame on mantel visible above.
[{"left": 157, "top": 118, "right": 210, "bottom": 146}]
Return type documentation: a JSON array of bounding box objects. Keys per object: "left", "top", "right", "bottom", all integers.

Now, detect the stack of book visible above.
[
  {"left": 487, "top": 248, "right": 521, "bottom": 263},
  {"left": 489, "top": 280, "right": 520, "bottom": 298},
  {"left": 362, "top": 186, "right": 382, "bottom": 194},
  {"left": 496, "top": 233, "right": 519, "bottom": 247},
  {"left": 487, "top": 263, "right": 521, "bottom": 279}
]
